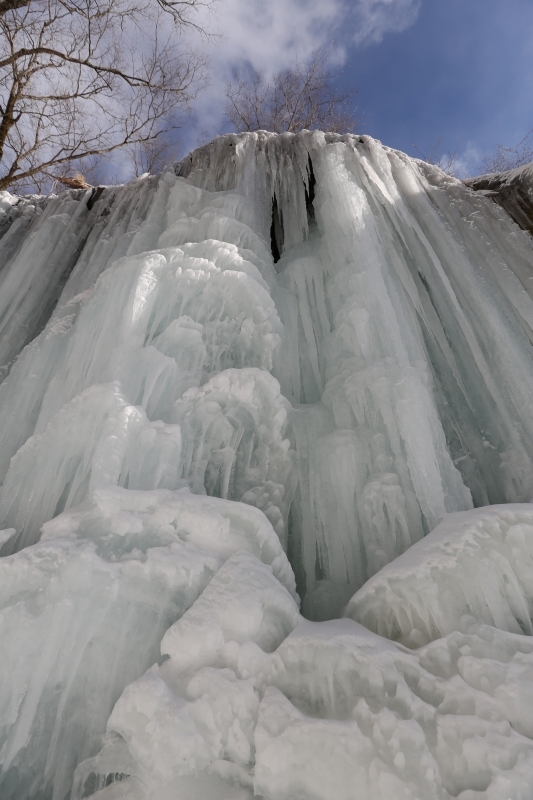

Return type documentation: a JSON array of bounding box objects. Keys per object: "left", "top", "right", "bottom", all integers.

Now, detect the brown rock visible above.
[{"left": 465, "top": 164, "right": 533, "bottom": 236}]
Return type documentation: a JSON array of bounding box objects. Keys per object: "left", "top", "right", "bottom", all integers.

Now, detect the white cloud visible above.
[
  {"left": 178, "top": 0, "right": 422, "bottom": 151},
  {"left": 448, "top": 142, "right": 483, "bottom": 179},
  {"left": 214, "top": 0, "right": 344, "bottom": 75},
  {"left": 351, "top": 0, "right": 421, "bottom": 46}
]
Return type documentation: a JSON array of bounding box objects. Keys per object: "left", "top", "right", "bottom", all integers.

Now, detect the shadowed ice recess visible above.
[{"left": 3, "top": 132, "right": 533, "bottom": 799}]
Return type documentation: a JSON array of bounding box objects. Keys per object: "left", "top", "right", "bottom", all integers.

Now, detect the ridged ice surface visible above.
[{"left": 2, "top": 132, "right": 533, "bottom": 798}]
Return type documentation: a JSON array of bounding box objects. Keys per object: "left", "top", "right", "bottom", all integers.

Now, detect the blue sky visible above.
[
  {"left": 181, "top": 0, "right": 533, "bottom": 178},
  {"left": 343, "top": 0, "right": 533, "bottom": 174}
]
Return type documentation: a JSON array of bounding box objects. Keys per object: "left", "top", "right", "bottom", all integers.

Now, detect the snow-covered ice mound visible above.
[
  {"left": 0, "top": 486, "right": 295, "bottom": 800},
  {"left": 73, "top": 569, "right": 533, "bottom": 800},
  {"left": 346, "top": 504, "right": 533, "bottom": 647}
]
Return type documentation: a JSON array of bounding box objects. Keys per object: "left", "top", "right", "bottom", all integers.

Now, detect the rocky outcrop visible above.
[{"left": 465, "top": 163, "right": 533, "bottom": 235}]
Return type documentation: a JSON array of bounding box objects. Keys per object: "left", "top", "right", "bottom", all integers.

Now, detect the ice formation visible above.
[
  {"left": 346, "top": 503, "right": 533, "bottom": 646},
  {"left": 2, "top": 131, "right": 533, "bottom": 798}
]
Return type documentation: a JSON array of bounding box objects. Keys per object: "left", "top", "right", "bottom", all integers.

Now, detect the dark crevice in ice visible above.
[
  {"left": 270, "top": 195, "right": 284, "bottom": 264},
  {"left": 82, "top": 771, "right": 129, "bottom": 798},
  {"left": 86, "top": 186, "right": 105, "bottom": 211},
  {"left": 305, "top": 154, "right": 316, "bottom": 226}
]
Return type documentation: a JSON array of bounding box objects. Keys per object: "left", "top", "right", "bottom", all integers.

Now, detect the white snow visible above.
[
  {"left": 0, "top": 190, "right": 17, "bottom": 216},
  {"left": 0, "top": 485, "right": 294, "bottom": 800},
  {"left": 73, "top": 592, "right": 533, "bottom": 800},
  {"left": 346, "top": 503, "right": 533, "bottom": 646},
  {"left": 2, "top": 131, "right": 533, "bottom": 798}
]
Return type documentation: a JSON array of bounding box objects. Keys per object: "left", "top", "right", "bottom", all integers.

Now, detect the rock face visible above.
[{"left": 465, "top": 163, "right": 533, "bottom": 236}]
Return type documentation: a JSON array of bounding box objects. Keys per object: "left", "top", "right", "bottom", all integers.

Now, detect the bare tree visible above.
[
  {"left": 481, "top": 131, "right": 533, "bottom": 174},
  {"left": 412, "top": 138, "right": 463, "bottom": 177},
  {"left": 0, "top": 0, "right": 214, "bottom": 192},
  {"left": 64, "top": 130, "right": 177, "bottom": 186},
  {"left": 225, "top": 48, "right": 357, "bottom": 135},
  {"left": 126, "top": 131, "right": 178, "bottom": 177}
]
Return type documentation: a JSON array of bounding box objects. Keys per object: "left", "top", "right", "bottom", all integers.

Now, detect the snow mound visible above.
[
  {"left": 74, "top": 582, "right": 533, "bottom": 800},
  {"left": 0, "top": 190, "right": 17, "bottom": 216},
  {"left": 0, "top": 485, "right": 295, "bottom": 800},
  {"left": 346, "top": 504, "right": 533, "bottom": 646}
]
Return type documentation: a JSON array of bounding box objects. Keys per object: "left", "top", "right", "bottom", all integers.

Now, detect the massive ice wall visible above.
[
  {"left": 4, "top": 133, "right": 533, "bottom": 594},
  {"left": 2, "top": 132, "right": 533, "bottom": 798},
  {"left": 175, "top": 133, "right": 533, "bottom": 610}
]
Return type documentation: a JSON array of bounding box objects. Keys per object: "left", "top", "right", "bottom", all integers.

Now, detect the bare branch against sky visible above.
[
  {"left": 0, "top": 0, "right": 215, "bottom": 191},
  {"left": 0, "top": 0, "right": 426, "bottom": 189},
  {"left": 181, "top": 0, "right": 420, "bottom": 150},
  {"left": 224, "top": 47, "right": 358, "bottom": 135},
  {"left": 481, "top": 132, "right": 533, "bottom": 174}
]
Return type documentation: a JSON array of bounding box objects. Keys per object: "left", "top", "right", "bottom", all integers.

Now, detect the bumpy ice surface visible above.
[{"left": 2, "top": 131, "right": 533, "bottom": 798}]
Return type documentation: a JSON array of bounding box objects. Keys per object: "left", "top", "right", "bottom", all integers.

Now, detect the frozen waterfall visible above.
[{"left": 2, "top": 131, "right": 533, "bottom": 799}]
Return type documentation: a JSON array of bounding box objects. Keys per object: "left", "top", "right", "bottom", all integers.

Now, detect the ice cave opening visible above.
[{"left": 3, "top": 131, "right": 533, "bottom": 799}]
